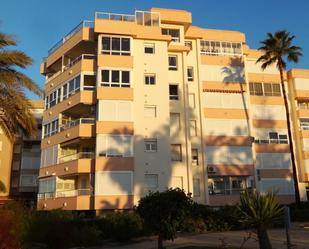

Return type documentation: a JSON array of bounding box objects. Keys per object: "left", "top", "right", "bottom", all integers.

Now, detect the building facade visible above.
[
  {"left": 38, "top": 7, "right": 309, "bottom": 211},
  {"left": 0, "top": 100, "right": 43, "bottom": 206}
]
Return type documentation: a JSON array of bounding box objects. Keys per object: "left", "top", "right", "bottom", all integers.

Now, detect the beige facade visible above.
[{"left": 38, "top": 7, "right": 308, "bottom": 211}]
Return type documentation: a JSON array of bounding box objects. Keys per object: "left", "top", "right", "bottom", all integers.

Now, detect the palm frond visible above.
[
  {"left": 0, "top": 50, "right": 32, "bottom": 68},
  {"left": 0, "top": 32, "right": 16, "bottom": 48}
]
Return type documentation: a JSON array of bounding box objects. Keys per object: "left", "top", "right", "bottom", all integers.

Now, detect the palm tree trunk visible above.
[
  {"left": 257, "top": 226, "right": 272, "bottom": 249},
  {"left": 278, "top": 61, "right": 301, "bottom": 205},
  {"left": 158, "top": 233, "right": 163, "bottom": 249}
]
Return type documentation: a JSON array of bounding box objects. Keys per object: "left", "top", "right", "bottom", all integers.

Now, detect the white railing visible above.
[
  {"left": 48, "top": 20, "right": 94, "bottom": 55},
  {"left": 95, "top": 10, "right": 160, "bottom": 27},
  {"left": 254, "top": 138, "right": 288, "bottom": 144},
  {"left": 46, "top": 54, "right": 96, "bottom": 83},
  {"left": 38, "top": 189, "right": 91, "bottom": 199},
  {"left": 58, "top": 152, "right": 95, "bottom": 164},
  {"left": 59, "top": 118, "right": 95, "bottom": 132}
]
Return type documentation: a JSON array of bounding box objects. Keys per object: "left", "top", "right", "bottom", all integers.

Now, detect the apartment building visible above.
[
  {"left": 0, "top": 100, "right": 44, "bottom": 206},
  {"left": 38, "top": 7, "right": 308, "bottom": 211}
]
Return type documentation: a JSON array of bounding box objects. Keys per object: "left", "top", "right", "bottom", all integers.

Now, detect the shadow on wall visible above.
[{"left": 0, "top": 180, "right": 6, "bottom": 193}]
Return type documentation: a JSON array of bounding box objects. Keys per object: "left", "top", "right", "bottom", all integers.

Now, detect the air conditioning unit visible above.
[{"left": 207, "top": 166, "right": 216, "bottom": 173}]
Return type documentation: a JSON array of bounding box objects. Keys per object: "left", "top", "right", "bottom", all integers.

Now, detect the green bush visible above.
[{"left": 97, "top": 211, "right": 143, "bottom": 241}]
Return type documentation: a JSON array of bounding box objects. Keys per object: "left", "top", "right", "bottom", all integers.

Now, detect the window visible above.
[
  {"left": 162, "top": 29, "right": 180, "bottom": 42},
  {"left": 171, "top": 144, "right": 182, "bottom": 161},
  {"left": 300, "top": 119, "right": 309, "bottom": 130},
  {"left": 191, "top": 148, "right": 199, "bottom": 165},
  {"left": 20, "top": 175, "right": 38, "bottom": 187},
  {"left": 144, "top": 43, "right": 155, "bottom": 54},
  {"left": 190, "top": 120, "right": 197, "bottom": 137},
  {"left": 254, "top": 131, "right": 288, "bottom": 144},
  {"left": 100, "top": 100, "right": 132, "bottom": 121},
  {"left": 144, "top": 74, "right": 156, "bottom": 85},
  {"left": 144, "top": 105, "right": 156, "bottom": 118},
  {"left": 145, "top": 174, "right": 158, "bottom": 190},
  {"left": 249, "top": 82, "right": 281, "bottom": 96},
  {"left": 97, "top": 135, "right": 133, "bottom": 157},
  {"left": 144, "top": 139, "right": 157, "bottom": 152},
  {"left": 101, "top": 69, "right": 130, "bottom": 87},
  {"left": 187, "top": 67, "right": 194, "bottom": 81},
  {"left": 208, "top": 176, "right": 252, "bottom": 195},
  {"left": 200, "top": 40, "right": 242, "bottom": 56},
  {"left": 169, "top": 84, "right": 179, "bottom": 100},
  {"left": 102, "top": 36, "right": 131, "bottom": 55},
  {"left": 168, "top": 55, "right": 177, "bottom": 70},
  {"left": 185, "top": 41, "right": 192, "bottom": 50},
  {"left": 193, "top": 178, "right": 200, "bottom": 197},
  {"left": 43, "top": 119, "right": 59, "bottom": 138}
]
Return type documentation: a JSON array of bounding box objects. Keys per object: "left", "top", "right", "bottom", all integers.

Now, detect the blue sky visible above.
[{"left": 1, "top": 0, "right": 308, "bottom": 99}]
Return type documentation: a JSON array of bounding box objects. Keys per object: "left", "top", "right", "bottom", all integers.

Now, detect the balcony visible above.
[
  {"left": 60, "top": 118, "right": 95, "bottom": 132},
  {"left": 37, "top": 189, "right": 92, "bottom": 210},
  {"left": 95, "top": 10, "right": 160, "bottom": 27},
  {"left": 58, "top": 151, "right": 94, "bottom": 163},
  {"left": 48, "top": 20, "right": 94, "bottom": 56}
]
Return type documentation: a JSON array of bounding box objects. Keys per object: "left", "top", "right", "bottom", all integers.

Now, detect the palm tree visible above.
[
  {"left": 0, "top": 32, "right": 42, "bottom": 140},
  {"left": 238, "top": 190, "right": 283, "bottom": 249},
  {"left": 257, "top": 30, "right": 303, "bottom": 205}
]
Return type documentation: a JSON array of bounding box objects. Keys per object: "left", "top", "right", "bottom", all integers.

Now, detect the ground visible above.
[{"left": 93, "top": 223, "right": 309, "bottom": 249}]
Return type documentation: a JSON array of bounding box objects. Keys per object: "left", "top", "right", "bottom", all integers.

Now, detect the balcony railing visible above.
[
  {"left": 209, "top": 188, "right": 252, "bottom": 196},
  {"left": 38, "top": 189, "right": 91, "bottom": 199},
  {"left": 254, "top": 138, "right": 288, "bottom": 144},
  {"left": 58, "top": 151, "right": 95, "bottom": 164},
  {"left": 46, "top": 54, "right": 96, "bottom": 83},
  {"left": 95, "top": 10, "right": 160, "bottom": 27},
  {"left": 47, "top": 20, "right": 94, "bottom": 56},
  {"left": 59, "top": 118, "right": 95, "bottom": 132}
]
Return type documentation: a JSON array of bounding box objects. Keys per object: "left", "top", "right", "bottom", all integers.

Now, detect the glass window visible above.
[
  {"left": 190, "top": 120, "right": 197, "bottom": 137},
  {"left": 102, "top": 37, "right": 110, "bottom": 52},
  {"left": 171, "top": 144, "right": 182, "bottom": 161},
  {"left": 272, "top": 83, "right": 281, "bottom": 96},
  {"left": 111, "top": 37, "right": 120, "bottom": 53},
  {"left": 111, "top": 71, "right": 120, "bottom": 83},
  {"left": 75, "top": 75, "right": 80, "bottom": 90},
  {"left": 144, "top": 105, "right": 156, "bottom": 118},
  {"left": 191, "top": 148, "right": 199, "bottom": 165},
  {"left": 145, "top": 74, "right": 156, "bottom": 85},
  {"left": 121, "top": 38, "right": 130, "bottom": 52},
  {"left": 144, "top": 139, "right": 157, "bottom": 152},
  {"left": 187, "top": 67, "right": 194, "bottom": 81},
  {"left": 69, "top": 79, "right": 75, "bottom": 94},
  {"left": 169, "top": 85, "right": 179, "bottom": 100},
  {"left": 162, "top": 29, "right": 180, "bottom": 42},
  {"left": 264, "top": 83, "right": 272, "bottom": 96},
  {"left": 102, "top": 70, "right": 109, "bottom": 83},
  {"left": 168, "top": 55, "right": 177, "bottom": 70},
  {"left": 144, "top": 43, "right": 155, "bottom": 54},
  {"left": 122, "top": 71, "right": 130, "bottom": 83},
  {"left": 145, "top": 174, "right": 158, "bottom": 189},
  {"left": 102, "top": 36, "right": 131, "bottom": 55}
]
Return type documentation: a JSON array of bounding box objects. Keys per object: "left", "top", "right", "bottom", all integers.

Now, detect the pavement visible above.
[{"left": 93, "top": 223, "right": 309, "bottom": 249}]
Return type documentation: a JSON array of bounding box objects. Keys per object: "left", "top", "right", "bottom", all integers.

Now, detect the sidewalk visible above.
[{"left": 94, "top": 224, "right": 309, "bottom": 249}]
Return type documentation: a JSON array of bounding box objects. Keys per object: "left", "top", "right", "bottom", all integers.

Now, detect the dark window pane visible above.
[
  {"left": 169, "top": 56, "right": 177, "bottom": 66},
  {"left": 112, "top": 38, "right": 120, "bottom": 51},
  {"left": 69, "top": 79, "right": 75, "bottom": 92},
  {"left": 102, "top": 70, "right": 109, "bottom": 82},
  {"left": 122, "top": 71, "right": 130, "bottom": 83},
  {"left": 121, "top": 38, "right": 130, "bottom": 51},
  {"left": 102, "top": 37, "right": 110, "bottom": 50},
  {"left": 161, "top": 29, "right": 168, "bottom": 35},
  {"left": 269, "top": 132, "right": 278, "bottom": 139},
  {"left": 75, "top": 75, "right": 80, "bottom": 90},
  {"left": 112, "top": 71, "right": 120, "bottom": 82}
]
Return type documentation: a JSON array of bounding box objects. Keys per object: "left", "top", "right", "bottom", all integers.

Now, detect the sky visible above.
[{"left": 0, "top": 0, "right": 308, "bottom": 100}]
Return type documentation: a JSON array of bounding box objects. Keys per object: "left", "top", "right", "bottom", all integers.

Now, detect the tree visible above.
[
  {"left": 238, "top": 190, "right": 283, "bottom": 249},
  {"left": 0, "top": 32, "right": 42, "bottom": 141},
  {"left": 137, "top": 188, "right": 192, "bottom": 249},
  {"left": 257, "top": 30, "right": 303, "bottom": 204}
]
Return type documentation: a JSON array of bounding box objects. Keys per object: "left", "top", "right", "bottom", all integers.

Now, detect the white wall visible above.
[
  {"left": 203, "top": 92, "right": 248, "bottom": 109},
  {"left": 246, "top": 59, "right": 278, "bottom": 74},
  {"left": 95, "top": 171, "right": 133, "bottom": 195},
  {"left": 294, "top": 78, "right": 309, "bottom": 90},
  {"left": 251, "top": 105, "right": 287, "bottom": 120},
  {"left": 205, "top": 119, "right": 249, "bottom": 136},
  {"left": 205, "top": 146, "right": 253, "bottom": 165},
  {"left": 256, "top": 153, "right": 291, "bottom": 169},
  {"left": 200, "top": 64, "right": 245, "bottom": 83}
]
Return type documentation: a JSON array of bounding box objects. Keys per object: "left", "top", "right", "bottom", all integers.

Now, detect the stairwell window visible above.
[
  {"left": 101, "top": 69, "right": 130, "bottom": 87},
  {"left": 144, "top": 43, "right": 155, "bottom": 54},
  {"left": 162, "top": 29, "right": 180, "bottom": 42},
  {"left": 145, "top": 74, "right": 156, "bottom": 85},
  {"left": 168, "top": 55, "right": 177, "bottom": 70},
  {"left": 102, "top": 36, "right": 131, "bottom": 56},
  {"left": 171, "top": 144, "right": 182, "bottom": 161},
  {"left": 144, "top": 139, "right": 157, "bottom": 152},
  {"left": 169, "top": 85, "right": 179, "bottom": 100},
  {"left": 187, "top": 67, "right": 194, "bottom": 81}
]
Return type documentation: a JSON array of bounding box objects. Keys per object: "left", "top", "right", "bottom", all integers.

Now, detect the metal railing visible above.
[
  {"left": 95, "top": 10, "right": 160, "bottom": 27},
  {"left": 38, "top": 189, "right": 91, "bottom": 199},
  {"left": 58, "top": 152, "right": 95, "bottom": 164},
  {"left": 59, "top": 118, "right": 95, "bottom": 132},
  {"left": 254, "top": 138, "right": 288, "bottom": 144},
  {"left": 209, "top": 188, "right": 252, "bottom": 196},
  {"left": 48, "top": 20, "right": 94, "bottom": 55},
  {"left": 46, "top": 54, "right": 96, "bottom": 83}
]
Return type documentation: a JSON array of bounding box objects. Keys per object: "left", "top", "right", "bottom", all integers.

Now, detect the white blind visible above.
[
  {"left": 97, "top": 134, "right": 133, "bottom": 157},
  {"left": 256, "top": 153, "right": 291, "bottom": 169},
  {"left": 100, "top": 100, "right": 132, "bottom": 121}
]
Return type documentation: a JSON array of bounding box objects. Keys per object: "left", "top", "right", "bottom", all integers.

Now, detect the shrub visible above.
[{"left": 97, "top": 212, "right": 143, "bottom": 241}]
